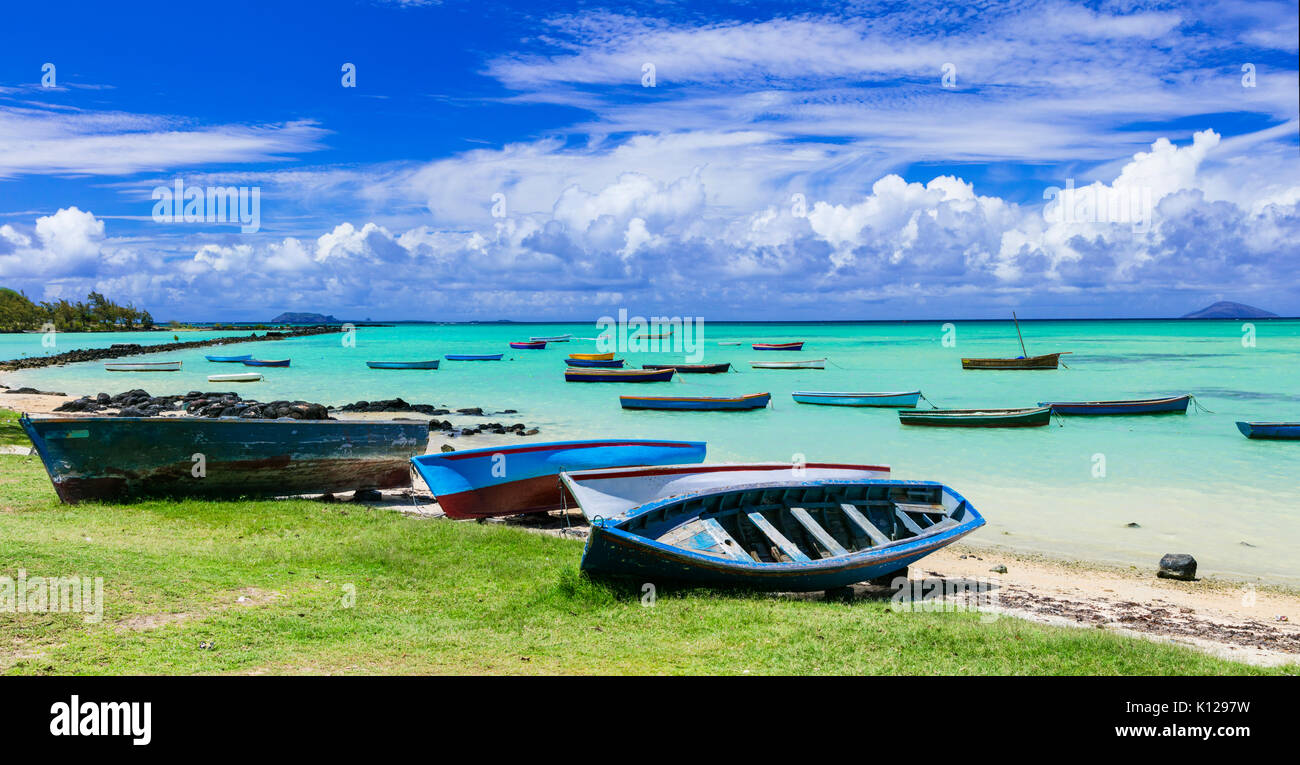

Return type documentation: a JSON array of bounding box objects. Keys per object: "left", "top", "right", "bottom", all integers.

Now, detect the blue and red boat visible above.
[
  {"left": 1038, "top": 394, "right": 1191, "bottom": 415},
  {"left": 562, "top": 462, "right": 984, "bottom": 591},
  {"left": 510, "top": 341, "right": 547, "bottom": 350},
  {"left": 410, "top": 438, "right": 707, "bottom": 519},
  {"left": 243, "top": 358, "right": 291, "bottom": 367},
  {"left": 565, "top": 358, "right": 626, "bottom": 368},
  {"left": 620, "top": 393, "right": 770, "bottom": 411},
  {"left": 366, "top": 360, "right": 440, "bottom": 369},
  {"left": 1236, "top": 422, "right": 1300, "bottom": 440},
  {"left": 753, "top": 342, "right": 804, "bottom": 351},
  {"left": 445, "top": 354, "right": 504, "bottom": 361},
  {"left": 565, "top": 368, "right": 675, "bottom": 382}
]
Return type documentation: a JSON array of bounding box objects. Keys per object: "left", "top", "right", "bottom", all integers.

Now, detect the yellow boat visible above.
[{"left": 569, "top": 352, "right": 615, "bottom": 361}]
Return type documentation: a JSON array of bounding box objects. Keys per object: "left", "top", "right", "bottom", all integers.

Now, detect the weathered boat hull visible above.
[
  {"left": 410, "top": 439, "right": 707, "bottom": 519},
  {"left": 619, "top": 393, "right": 770, "bottom": 410},
  {"left": 105, "top": 361, "right": 182, "bottom": 372},
  {"left": 750, "top": 359, "right": 825, "bottom": 369},
  {"left": 792, "top": 390, "right": 921, "bottom": 407},
  {"left": 565, "top": 358, "right": 626, "bottom": 368},
  {"left": 205, "top": 354, "right": 253, "bottom": 362},
  {"left": 366, "top": 360, "right": 440, "bottom": 369},
  {"left": 753, "top": 342, "right": 804, "bottom": 351},
  {"left": 1040, "top": 395, "right": 1190, "bottom": 415},
  {"left": 961, "top": 353, "right": 1065, "bottom": 370},
  {"left": 445, "top": 354, "right": 504, "bottom": 361},
  {"left": 1236, "top": 421, "right": 1300, "bottom": 440},
  {"left": 243, "top": 359, "right": 290, "bottom": 367},
  {"left": 565, "top": 368, "right": 675, "bottom": 382},
  {"left": 898, "top": 406, "right": 1052, "bottom": 427},
  {"left": 641, "top": 363, "right": 731, "bottom": 373},
  {"left": 20, "top": 416, "right": 428, "bottom": 504}
]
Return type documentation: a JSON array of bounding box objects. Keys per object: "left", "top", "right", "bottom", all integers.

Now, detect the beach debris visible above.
[
  {"left": 1277, "top": 615, "right": 1289, "bottom": 622},
  {"left": 440, "top": 444, "right": 455, "bottom": 453},
  {"left": 1125, "top": 522, "right": 1141, "bottom": 528},
  {"left": 1157, "top": 553, "right": 1198, "bottom": 581},
  {"left": 1240, "top": 541, "right": 1256, "bottom": 547},
  {"left": 353, "top": 489, "right": 382, "bottom": 503},
  {"left": 990, "top": 564, "right": 1008, "bottom": 574},
  {"left": 2, "top": 386, "right": 66, "bottom": 396}
]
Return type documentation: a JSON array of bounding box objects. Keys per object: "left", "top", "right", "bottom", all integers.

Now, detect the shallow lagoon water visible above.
[{"left": 6, "top": 320, "right": 1298, "bottom": 584}]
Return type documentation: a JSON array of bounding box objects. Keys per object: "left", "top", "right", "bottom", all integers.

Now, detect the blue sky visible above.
[{"left": 1, "top": 0, "right": 1297, "bottom": 320}]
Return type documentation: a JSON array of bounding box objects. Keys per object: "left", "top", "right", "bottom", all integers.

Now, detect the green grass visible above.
[
  {"left": 0, "top": 408, "right": 28, "bottom": 447},
  {"left": 0, "top": 451, "right": 1284, "bottom": 675}
]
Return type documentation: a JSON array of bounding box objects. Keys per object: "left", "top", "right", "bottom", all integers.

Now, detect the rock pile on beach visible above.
[{"left": 330, "top": 398, "right": 535, "bottom": 437}]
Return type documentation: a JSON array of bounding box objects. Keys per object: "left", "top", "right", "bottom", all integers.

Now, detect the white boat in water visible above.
[
  {"left": 104, "top": 361, "right": 182, "bottom": 372},
  {"left": 208, "top": 373, "right": 263, "bottom": 383},
  {"left": 529, "top": 334, "right": 571, "bottom": 342},
  {"left": 750, "top": 358, "right": 826, "bottom": 370}
]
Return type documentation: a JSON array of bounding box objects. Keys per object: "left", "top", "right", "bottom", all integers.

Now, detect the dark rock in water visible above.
[
  {"left": 1126, "top": 522, "right": 1141, "bottom": 528},
  {"left": 522, "top": 428, "right": 539, "bottom": 436},
  {"left": 4, "top": 386, "right": 66, "bottom": 395},
  {"left": 96, "top": 392, "right": 111, "bottom": 404},
  {"left": 440, "top": 444, "right": 455, "bottom": 453},
  {"left": 353, "top": 488, "right": 382, "bottom": 502},
  {"left": 1157, "top": 553, "right": 1197, "bottom": 580},
  {"left": 499, "top": 409, "right": 517, "bottom": 414},
  {"left": 457, "top": 407, "right": 484, "bottom": 416}
]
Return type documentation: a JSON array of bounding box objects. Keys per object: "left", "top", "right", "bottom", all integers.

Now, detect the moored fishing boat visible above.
[
  {"left": 570, "top": 352, "right": 615, "bottom": 361},
  {"left": 410, "top": 438, "right": 707, "bottom": 519},
  {"left": 792, "top": 390, "right": 921, "bottom": 407},
  {"left": 750, "top": 358, "right": 826, "bottom": 370},
  {"left": 207, "top": 373, "right": 263, "bottom": 383},
  {"left": 718, "top": 342, "right": 742, "bottom": 346},
  {"left": 510, "top": 341, "right": 547, "bottom": 350},
  {"left": 565, "top": 368, "right": 675, "bottom": 382},
  {"left": 562, "top": 462, "right": 984, "bottom": 591},
  {"left": 205, "top": 354, "right": 253, "bottom": 363},
  {"left": 1236, "top": 422, "right": 1300, "bottom": 440},
  {"left": 619, "top": 392, "right": 771, "bottom": 411},
  {"left": 445, "top": 353, "right": 504, "bottom": 361},
  {"left": 1039, "top": 394, "right": 1191, "bottom": 415},
  {"left": 565, "top": 358, "right": 626, "bottom": 368},
  {"left": 898, "top": 406, "right": 1051, "bottom": 427},
  {"left": 753, "top": 342, "right": 804, "bottom": 351},
  {"left": 530, "top": 334, "right": 571, "bottom": 342},
  {"left": 961, "top": 353, "right": 1068, "bottom": 370},
  {"left": 366, "top": 360, "right": 440, "bottom": 369},
  {"left": 20, "top": 415, "right": 428, "bottom": 504},
  {"left": 242, "top": 358, "right": 290, "bottom": 367},
  {"left": 104, "top": 361, "right": 182, "bottom": 372},
  {"left": 641, "top": 362, "right": 731, "bottom": 373}
]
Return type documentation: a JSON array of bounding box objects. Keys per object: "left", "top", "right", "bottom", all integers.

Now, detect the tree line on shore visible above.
[{"left": 0, "top": 288, "right": 154, "bottom": 332}]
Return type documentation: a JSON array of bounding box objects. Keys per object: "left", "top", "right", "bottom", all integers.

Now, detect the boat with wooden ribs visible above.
[
  {"left": 410, "top": 438, "right": 707, "bottom": 519},
  {"left": 445, "top": 353, "right": 504, "bottom": 361},
  {"left": 619, "top": 392, "right": 771, "bottom": 411},
  {"left": 565, "top": 358, "right": 626, "bottom": 368},
  {"left": 366, "top": 360, "right": 440, "bottom": 369},
  {"left": 750, "top": 359, "right": 825, "bottom": 370},
  {"left": 242, "top": 358, "right": 291, "bottom": 367},
  {"left": 205, "top": 354, "right": 252, "bottom": 363},
  {"left": 565, "top": 368, "right": 675, "bottom": 383},
  {"left": 1039, "top": 394, "right": 1190, "bottom": 415},
  {"left": 20, "top": 415, "right": 428, "bottom": 504},
  {"left": 962, "top": 312, "right": 1069, "bottom": 370},
  {"left": 1236, "top": 422, "right": 1300, "bottom": 440},
  {"left": 562, "top": 462, "right": 984, "bottom": 591},
  {"left": 642, "top": 362, "right": 731, "bottom": 373},
  {"left": 792, "top": 390, "right": 921, "bottom": 407},
  {"left": 898, "top": 406, "right": 1052, "bottom": 427},
  {"left": 570, "top": 352, "right": 615, "bottom": 361},
  {"left": 753, "top": 342, "right": 804, "bottom": 351},
  {"left": 510, "top": 341, "right": 547, "bottom": 350},
  {"left": 105, "top": 361, "right": 182, "bottom": 372}
]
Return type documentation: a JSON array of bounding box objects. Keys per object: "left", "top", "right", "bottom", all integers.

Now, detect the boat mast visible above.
[{"left": 1012, "top": 311, "right": 1029, "bottom": 357}]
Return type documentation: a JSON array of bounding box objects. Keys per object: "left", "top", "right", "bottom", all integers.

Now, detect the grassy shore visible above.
[{"left": 0, "top": 412, "right": 1284, "bottom": 675}]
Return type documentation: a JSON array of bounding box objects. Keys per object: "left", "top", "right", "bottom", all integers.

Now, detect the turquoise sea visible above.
[{"left": 4, "top": 320, "right": 1298, "bottom": 584}]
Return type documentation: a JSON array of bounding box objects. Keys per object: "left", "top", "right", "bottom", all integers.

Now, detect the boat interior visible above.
[{"left": 617, "top": 482, "right": 969, "bottom": 564}]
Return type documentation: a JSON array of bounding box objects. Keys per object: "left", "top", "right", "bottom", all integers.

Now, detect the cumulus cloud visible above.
[{"left": 0, "top": 207, "right": 108, "bottom": 278}]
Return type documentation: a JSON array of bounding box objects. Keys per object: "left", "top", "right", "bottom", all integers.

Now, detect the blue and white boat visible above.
[
  {"left": 792, "top": 390, "right": 921, "bottom": 407},
  {"left": 205, "top": 354, "right": 253, "bottom": 363},
  {"left": 366, "top": 360, "right": 440, "bottom": 369},
  {"left": 562, "top": 462, "right": 984, "bottom": 591},
  {"left": 445, "top": 354, "right": 504, "bottom": 361}
]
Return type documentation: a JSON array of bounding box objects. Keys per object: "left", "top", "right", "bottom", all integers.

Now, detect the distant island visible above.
[
  {"left": 270, "top": 312, "right": 340, "bottom": 324},
  {"left": 1180, "top": 301, "right": 1279, "bottom": 319}
]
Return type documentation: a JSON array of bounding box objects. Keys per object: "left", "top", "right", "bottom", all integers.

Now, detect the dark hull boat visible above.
[
  {"left": 898, "top": 406, "right": 1052, "bottom": 427},
  {"left": 753, "top": 342, "right": 804, "bottom": 351},
  {"left": 619, "top": 392, "right": 770, "bottom": 411},
  {"left": 565, "top": 358, "right": 626, "bottom": 368},
  {"left": 1237, "top": 422, "right": 1300, "bottom": 440},
  {"left": 563, "top": 463, "right": 983, "bottom": 591},
  {"left": 961, "top": 353, "right": 1066, "bottom": 370},
  {"left": 1040, "top": 394, "right": 1190, "bottom": 415},
  {"left": 243, "top": 359, "right": 291, "bottom": 367},
  {"left": 510, "top": 341, "right": 547, "bottom": 350},
  {"left": 366, "top": 360, "right": 440, "bottom": 369},
  {"left": 445, "top": 354, "right": 503, "bottom": 361},
  {"left": 565, "top": 368, "right": 675, "bottom": 382},
  {"left": 641, "top": 363, "right": 731, "bottom": 373},
  {"left": 410, "top": 438, "right": 707, "bottom": 519},
  {"left": 20, "top": 415, "right": 428, "bottom": 504}
]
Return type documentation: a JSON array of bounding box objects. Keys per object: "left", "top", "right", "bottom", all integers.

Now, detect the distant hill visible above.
[
  {"left": 271, "top": 312, "right": 339, "bottom": 324},
  {"left": 1180, "top": 301, "right": 1278, "bottom": 319}
]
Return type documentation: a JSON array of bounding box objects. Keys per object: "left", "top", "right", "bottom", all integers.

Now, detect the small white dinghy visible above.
[
  {"left": 105, "top": 361, "right": 182, "bottom": 372},
  {"left": 207, "top": 372, "right": 263, "bottom": 383},
  {"left": 750, "top": 358, "right": 826, "bottom": 370}
]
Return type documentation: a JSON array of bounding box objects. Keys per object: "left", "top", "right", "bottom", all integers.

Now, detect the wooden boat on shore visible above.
[
  {"left": 753, "top": 342, "right": 804, "bottom": 351},
  {"left": 410, "top": 438, "right": 707, "bottom": 519},
  {"left": 620, "top": 393, "right": 771, "bottom": 411},
  {"left": 750, "top": 359, "right": 825, "bottom": 370},
  {"left": 205, "top": 354, "right": 253, "bottom": 363},
  {"left": 510, "top": 341, "right": 547, "bottom": 350},
  {"left": 898, "top": 406, "right": 1052, "bottom": 427},
  {"left": 562, "top": 462, "right": 985, "bottom": 591},
  {"left": 642, "top": 363, "right": 731, "bottom": 374},
  {"left": 366, "top": 360, "right": 440, "bottom": 369},
  {"left": 105, "top": 361, "right": 182, "bottom": 372},
  {"left": 530, "top": 334, "right": 571, "bottom": 342},
  {"left": 565, "top": 368, "right": 675, "bottom": 383},
  {"left": 1236, "top": 422, "right": 1300, "bottom": 440},
  {"left": 570, "top": 352, "right": 615, "bottom": 361},
  {"left": 243, "top": 359, "right": 290, "bottom": 367},
  {"left": 1040, "top": 394, "right": 1190, "bottom": 415},
  {"left": 20, "top": 415, "right": 428, "bottom": 504},
  {"left": 961, "top": 312, "right": 1069, "bottom": 370},
  {"left": 207, "top": 373, "right": 262, "bottom": 383},
  {"left": 445, "top": 353, "right": 504, "bottom": 361},
  {"left": 793, "top": 390, "right": 921, "bottom": 407},
  {"left": 565, "top": 358, "right": 626, "bottom": 368}
]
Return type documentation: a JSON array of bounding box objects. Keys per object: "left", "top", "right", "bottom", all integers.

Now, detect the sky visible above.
[{"left": 0, "top": 0, "right": 1297, "bottom": 321}]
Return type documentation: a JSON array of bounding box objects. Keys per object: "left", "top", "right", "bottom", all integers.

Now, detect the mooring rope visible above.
[
  {"left": 918, "top": 392, "right": 941, "bottom": 409},
  {"left": 1190, "top": 395, "right": 1214, "bottom": 414}
]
